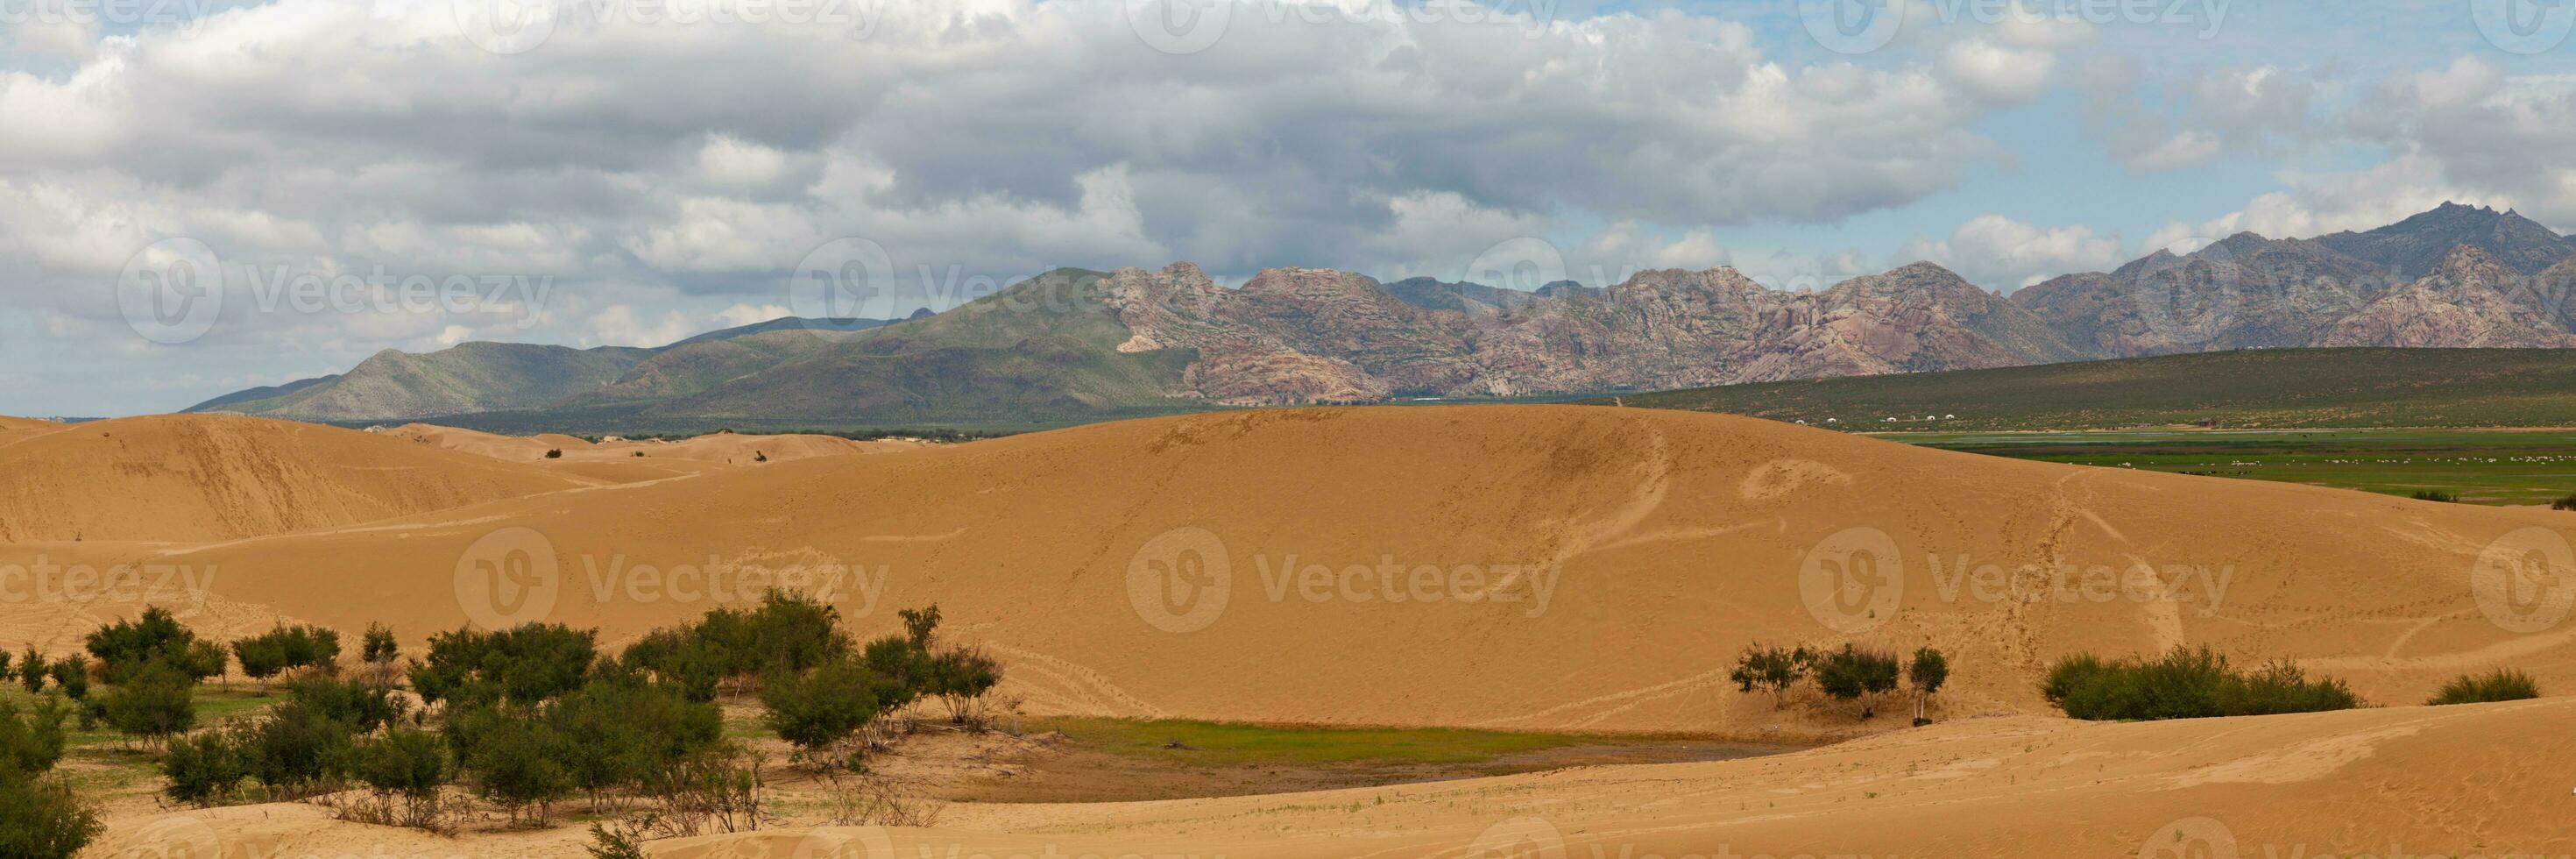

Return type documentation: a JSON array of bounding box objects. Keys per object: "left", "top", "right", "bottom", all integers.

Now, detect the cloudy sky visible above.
[{"left": 4, "top": 0, "right": 2573, "bottom": 415}]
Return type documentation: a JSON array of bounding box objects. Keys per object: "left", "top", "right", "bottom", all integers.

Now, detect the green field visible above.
[
  {"left": 1607, "top": 348, "right": 2576, "bottom": 431},
  {"left": 1892, "top": 428, "right": 2576, "bottom": 506}
]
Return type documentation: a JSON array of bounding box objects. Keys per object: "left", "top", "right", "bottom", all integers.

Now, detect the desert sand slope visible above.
[
  {"left": 385, "top": 422, "right": 917, "bottom": 465},
  {"left": 0, "top": 414, "right": 589, "bottom": 543},
  {"left": 96, "top": 698, "right": 2576, "bottom": 858},
  {"left": 10, "top": 406, "right": 2576, "bottom": 734}
]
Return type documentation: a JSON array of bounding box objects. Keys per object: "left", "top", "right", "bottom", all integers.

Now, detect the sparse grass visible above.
[
  {"left": 2426, "top": 669, "right": 2540, "bottom": 706},
  {"left": 1611, "top": 347, "right": 2576, "bottom": 430},
  {"left": 1884, "top": 428, "right": 2576, "bottom": 506},
  {"left": 1021, "top": 717, "right": 1603, "bottom": 767},
  {"left": 0, "top": 684, "right": 280, "bottom": 752}
]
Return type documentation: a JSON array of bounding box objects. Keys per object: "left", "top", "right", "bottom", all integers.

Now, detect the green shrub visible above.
[
  {"left": 408, "top": 623, "right": 597, "bottom": 707},
  {"left": 587, "top": 821, "right": 650, "bottom": 859},
  {"left": 1907, "top": 647, "right": 1950, "bottom": 724},
  {"left": 620, "top": 590, "right": 852, "bottom": 695},
  {"left": 2409, "top": 489, "right": 2459, "bottom": 502},
  {"left": 236, "top": 701, "right": 358, "bottom": 794},
  {"left": 286, "top": 676, "right": 406, "bottom": 733},
  {"left": 238, "top": 624, "right": 342, "bottom": 676},
  {"left": 859, "top": 634, "right": 931, "bottom": 698},
  {"left": 1728, "top": 642, "right": 1813, "bottom": 706},
  {"left": 760, "top": 657, "right": 902, "bottom": 757},
  {"left": 928, "top": 646, "right": 1004, "bottom": 724},
  {"left": 234, "top": 637, "right": 289, "bottom": 686},
  {"left": 351, "top": 729, "right": 449, "bottom": 799},
  {"left": 44, "top": 662, "right": 85, "bottom": 701},
  {"left": 2426, "top": 669, "right": 2540, "bottom": 706},
  {"left": 362, "top": 624, "right": 400, "bottom": 682},
  {"left": 455, "top": 707, "right": 573, "bottom": 823},
  {"left": 1813, "top": 645, "right": 1902, "bottom": 717},
  {"left": 0, "top": 773, "right": 103, "bottom": 859},
  {"left": 0, "top": 699, "right": 68, "bottom": 777},
  {"left": 2042, "top": 647, "right": 2362, "bottom": 721},
  {"left": 82, "top": 608, "right": 227, "bottom": 686},
  {"left": 2552, "top": 493, "right": 2576, "bottom": 512},
  {"left": 18, "top": 650, "right": 45, "bottom": 694},
  {"left": 99, "top": 664, "right": 196, "bottom": 743},
  {"left": 541, "top": 677, "right": 722, "bottom": 806},
  {"left": 161, "top": 731, "right": 248, "bottom": 806}
]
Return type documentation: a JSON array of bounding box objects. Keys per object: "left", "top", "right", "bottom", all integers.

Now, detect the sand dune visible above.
[
  {"left": 11, "top": 406, "right": 2571, "bottom": 737},
  {"left": 0, "top": 414, "right": 588, "bottom": 543},
  {"left": 30, "top": 404, "right": 2576, "bottom": 858},
  {"left": 94, "top": 698, "right": 2576, "bottom": 857}
]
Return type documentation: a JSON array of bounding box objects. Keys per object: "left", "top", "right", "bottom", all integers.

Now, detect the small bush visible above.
[
  {"left": 236, "top": 701, "right": 359, "bottom": 796},
  {"left": 1907, "top": 647, "right": 1950, "bottom": 724},
  {"left": 408, "top": 623, "right": 597, "bottom": 707},
  {"left": 0, "top": 700, "right": 69, "bottom": 777},
  {"left": 761, "top": 657, "right": 902, "bottom": 761},
  {"left": 161, "top": 731, "right": 249, "bottom": 806},
  {"left": 2426, "top": 669, "right": 2540, "bottom": 706},
  {"left": 18, "top": 650, "right": 45, "bottom": 694},
  {"left": 544, "top": 449, "right": 563, "bottom": 459},
  {"left": 455, "top": 708, "right": 573, "bottom": 824},
  {"left": 0, "top": 774, "right": 103, "bottom": 859},
  {"left": 351, "top": 729, "right": 449, "bottom": 799},
  {"left": 2409, "top": 489, "right": 2459, "bottom": 503},
  {"left": 362, "top": 624, "right": 400, "bottom": 682},
  {"left": 619, "top": 590, "right": 852, "bottom": 697},
  {"left": 44, "top": 662, "right": 86, "bottom": 701},
  {"left": 1729, "top": 643, "right": 1813, "bottom": 707},
  {"left": 2042, "top": 647, "right": 2361, "bottom": 721},
  {"left": 2554, "top": 493, "right": 2576, "bottom": 512},
  {"left": 286, "top": 676, "right": 406, "bottom": 734},
  {"left": 235, "top": 638, "right": 288, "bottom": 687},
  {"left": 100, "top": 664, "right": 196, "bottom": 744},
  {"left": 1813, "top": 645, "right": 1902, "bottom": 717}
]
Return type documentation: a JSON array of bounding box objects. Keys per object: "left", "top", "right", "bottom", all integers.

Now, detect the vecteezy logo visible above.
[
  {"left": 1466, "top": 237, "right": 1570, "bottom": 293},
  {"left": 117, "top": 238, "right": 224, "bottom": 345},
  {"left": 451, "top": 0, "right": 560, "bottom": 55},
  {"left": 1799, "top": 527, "right": 1904, "bottom": 633},
  {"left": 787, "top": 238, "right": 900, "bottom": 337},
  {"left": 117, "top": 814, "right": 223, "bottom": 859},
  {"left": 1800, "top": 0, "right": 1906, "bottom": 54},
  {"left": 1123, "top": 0, "right": 1232, "bottom": 55},
  {"left": 454, "top": 527, "right": 562, "bottom": 629},
  {"left": 2472, "top": 0, "right": 2576, "bottom": 54},
  {"left": 2133, "top": 235, "right": 2243, "bottom": 347},
  {"left": 1127, "top": 527, "right": 1231, "bottom": 633},
  {"left": 1463, "top": 817, "right": 1568, "bottom": 859},
  {"left": 789, "top": 826, "right": 898, "bottom": 859},
  {"left": 2139, "top": 817, "right": 2240, "bottom": 859},
  {"left": 2472, "top": 527, "right": 2575, "bottom": 634}
]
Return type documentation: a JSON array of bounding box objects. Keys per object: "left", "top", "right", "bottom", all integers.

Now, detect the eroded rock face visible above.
[
  {"left": 2325, "top": 246, "right": 2576, "bottom": 348},
  {"left": 1102, "top": 260, "right": 2078, "bottom": 404}
]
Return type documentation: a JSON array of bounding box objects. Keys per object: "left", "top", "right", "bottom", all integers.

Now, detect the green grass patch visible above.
[
  {"left": 1886, "top": 428, "right": 2576, "bottom": 506},
  {"left": 1023, "top": 717, "right": 1603, "bottom": 767},
  {"left": 1609, "top": 347, "right": 2576, "bottom": 431}
]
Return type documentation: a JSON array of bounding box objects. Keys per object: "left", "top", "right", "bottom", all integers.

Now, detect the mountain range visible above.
[{"left": 190, "top": 202, "right": 2576, "bottom": 430}]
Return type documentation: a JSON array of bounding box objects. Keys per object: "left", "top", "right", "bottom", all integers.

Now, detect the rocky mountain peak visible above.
[{"left": 2427, "top": 244, "right": 2517, "bottom": 285}]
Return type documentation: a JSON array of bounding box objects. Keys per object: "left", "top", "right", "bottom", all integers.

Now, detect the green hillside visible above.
[{"left": 1603, "top": 348, "right": 2576, "bottom": 430}]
